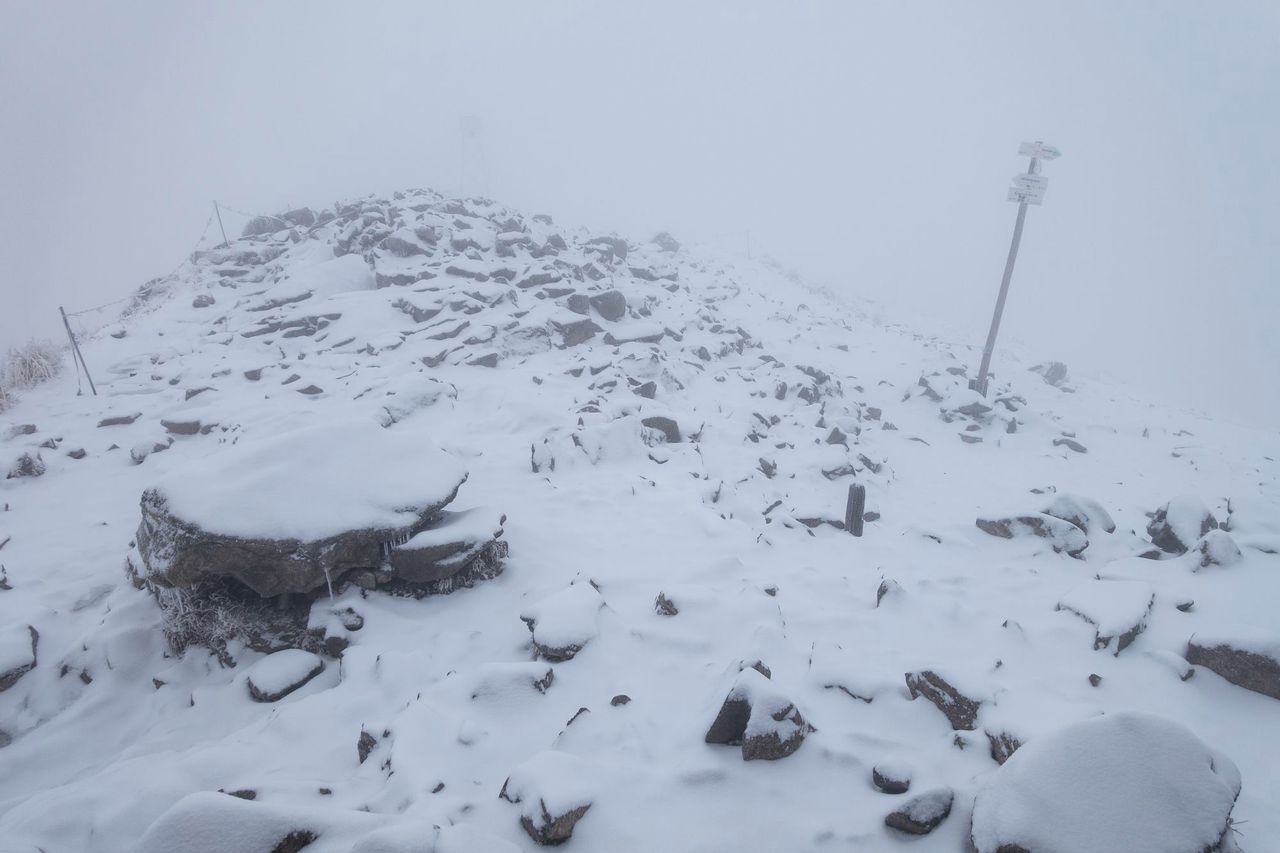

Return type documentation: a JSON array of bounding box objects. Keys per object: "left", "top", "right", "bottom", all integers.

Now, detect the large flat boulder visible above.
[
  {"left": 136, "top": 418, "right": 468, "bottom": 598},
  {"left": 1148, "top": 496, "right": 1219, "bottom": 555},
  {"left": 1187, "top": 630, "right": 1280, "bottom": 700},
  {"left": 976, "top": 512, "right": 1088, "bottom": 557},
  {"left": 971, "top": 712, "right": 1241, "bottom": 853}
]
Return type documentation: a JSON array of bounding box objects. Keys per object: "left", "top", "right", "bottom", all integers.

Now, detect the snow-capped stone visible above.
[
  {"left": 976, "top": 512, "right": 1089, "bottom": 557},
  {"left": 245, "top": 649, "right": 324, "bottom": 702},
  {"left": 1057, "top": 580, "right": 1155, "bottom": 654},
  {"left": 640, "top": 415, "right": 681, "bottom": 443},
  {"left": 136, "top": 418, "right": 468, "bottom": 597},
  {"left": 872, "top": 762, "right": 912, "bottom": 794},
  {"left": 885, "top": 788, "right": 953, "bottom": 835},
  {"left": 499, "top": 751, "right": 593, "bottom": 846},
  {"left": 905, "top": 669, "right": 983, "bottom": 730},
  {"left": 389, "top": 508, "right": 506, "bottom": 584},
  {"left": 520, "top": 583, "right": 603, "bottom": 662},
  {"left": 0, "top": 625, "right": 38, "bottom": 691},
  {"left": 241, "top": 215, "right": 288, "bottom": 237},
  {"left": 1042, "top": 492, "right": 1116, "bottom": 534},
  {"left": 1195, "top": 529, "right": 1242, "bottom": 569},
  {"left": 705, "top": 668, "right": 814, "bottom": 761},
  {"left": 1186, "top": 631, "right": 1280, "bottom": 700},
  {"left": 970, "top": 713, "right": 1242, "bottom": 853},
  {"left": 1029, "top": 361, "right": 1070, "bottom": 387},
  {"left": 1148, "top": 496, "right": 1219, "bottom": 555},
  {"left": 469, "top": 662, "right": 555, "bottom": 700}
]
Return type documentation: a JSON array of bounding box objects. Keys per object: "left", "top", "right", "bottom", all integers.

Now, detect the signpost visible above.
[{"left": 973, "top": 141, "right": 1061, "bottom": 397}]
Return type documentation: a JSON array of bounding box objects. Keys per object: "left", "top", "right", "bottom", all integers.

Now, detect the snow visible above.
[
  {"left": 149, "top": 417, "right": 466, "bottom": 541},
  {"left": 0, "top": 188, "right": 1278, "bottom": 852},
  {"left": 971, "top": 712, "right": 1241, "bottom": 853}
]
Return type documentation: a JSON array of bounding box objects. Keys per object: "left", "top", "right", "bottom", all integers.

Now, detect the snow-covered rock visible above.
[
  {"left": 970, "top": 713, "right": 1241, "bottom": 853},
  {"left": 1148, "top": 495, "right": 1220, "bottom": 555},
  {"left": 884, "top": 788, "right": 953, "bottom": 835},
  {"left": 499, "top": 751, "right": 594, "bottom": 845},
  {"left": 905, "top": 669, "right": 984, "bottom": 731},
  {"left": 976, "top": 512, "right": 1089, "bottom": 557},
  {"left": 245, "top": 649, "right": 324, "bottom": 702},
  {"left": 871, "top": 761, "right": 912, "bottom": 795},
  {"left": 1042, "top": 492, "right": 1116, "bottom": 534},
  {"left": 704, "top": 667, "right": 814, "bottom": 761},
  {"left": 1057, "top": 580, "right": 1155, "bottom": 654},
  {"left": 1194, "top": 529, "right": 1243, "bottom": 569},
  {"left": 519, "top": 583, "right": 604, "bottom": 662}
]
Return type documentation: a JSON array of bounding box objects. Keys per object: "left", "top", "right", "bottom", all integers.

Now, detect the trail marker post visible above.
[
  {"left": 213, "top": 201, "right": 229, "bottom": 248},
  {"left": 58, "top": 307, "right": 97, "bottom": 396},
  {"left": 974, "top": 141, "right": 1060, "bottom": 396}
]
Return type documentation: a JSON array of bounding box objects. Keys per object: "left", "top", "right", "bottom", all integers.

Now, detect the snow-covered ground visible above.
[{"left": 1, "top": 189, "right": 1277, "bottom": 852}]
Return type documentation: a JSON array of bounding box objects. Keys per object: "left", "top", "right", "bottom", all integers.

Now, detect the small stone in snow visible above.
[{"left": 885, "top": 788, "right": 954, "bottom": 835}]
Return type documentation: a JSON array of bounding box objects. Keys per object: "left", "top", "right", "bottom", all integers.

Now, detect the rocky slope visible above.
[{"left": 1, "top": 188, "right": 1278, "bottom": 852}]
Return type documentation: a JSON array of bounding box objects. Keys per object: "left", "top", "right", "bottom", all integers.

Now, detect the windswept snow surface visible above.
[{"left": 0, "top": 189, "right": 1278, "bottom": 851}]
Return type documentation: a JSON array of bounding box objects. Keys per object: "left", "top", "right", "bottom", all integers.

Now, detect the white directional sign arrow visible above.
[{"left": 1018, "top": 141, "right": 1061, "bottom": 160}]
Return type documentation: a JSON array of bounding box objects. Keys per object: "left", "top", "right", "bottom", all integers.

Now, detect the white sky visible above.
[{"left": 1, "top": 1, "right": 1276, "bottom": 425}]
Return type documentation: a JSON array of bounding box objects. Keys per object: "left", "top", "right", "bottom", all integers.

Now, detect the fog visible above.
[{"left": 2, "top": 1, "right": 1276, "bottom": 426}]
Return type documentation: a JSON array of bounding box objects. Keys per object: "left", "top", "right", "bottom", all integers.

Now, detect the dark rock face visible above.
[
  {"left": 987, "top": 730, "right": 1022, "bottom": 764},
  {"left": 885, "top": 788, "right": 953, "bottom": 835},
  {"left": 641, "top": 416, "right": 681, "bottom": 443},
  {"left": 192, "top": 294, "right": 216, "bottom": 308},
  {"left": 589, "top": 290, "right": 626, "bottom": 322},
  {"left": 610, "top": 694, "right": 631, "bottom": 706},
  {"left": 1148, "top": 497, "right": 1219, "bottom": 554},
  {"left": 357, "top": 730, "right": 378, "bottom": 764},
  {"left": 282, "top": 207, "right": 316, "bottom": 228},
  {"left": 654, "top": 592, "right": 678, "bottom": 615},
  {"left": 1187, "top": 638, "right": 1280, "bottom": 700},
  {"left": 905, "top": 670, "right": 981, "bottom": 730},
  {"left": 705, "top": 671, "right": 813, "bottom": 761},
  {"left": 137, "top": 484, "right": 459, "bottom": 599},
  {"left": 554, "top": 317, "right": 601, "bottom": 348},
  {"left": 98, "top": 412, "right": 142, "bottom": 427},
  {"left": 519, "top": 802, "right": 591, "bottom": 846},
  {"left": 1030, "top": 361, "right": 1069, "bottom": 387},
  {"left": 976, "top": 513, "right": 1088, "bottom": 558},
  {"left": 652, "top": 231, "right": 681, "bottom": 252},
  {"left": 0, "top": 626, "right": 38, "bottom": 691}
]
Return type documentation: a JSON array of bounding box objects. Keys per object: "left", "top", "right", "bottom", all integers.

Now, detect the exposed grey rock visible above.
[
  {"left": 1053, "top": 437, "right": 1088, "bottom": 453},
  {"left": 1187, "top": 636, "right": 1280, "bottom": 700},
  {"left": 357, "top": 729, "right": 377, "bottom": 764},
  {"left": 554, "top": 317, "right": 601, "bottom": 348},
  {"left": 986, "top": 730, "right": 1022, "bottom": 764},
  {"left": 0, "top": 626, "right": 38, "bottom": 691},
  {"left": 192, "top": 294, "right": 216, "bottom": 308},
  {"left": 1029, "top": 361, "right": 1070, "bottom": 387},
  {"left": 161, "top": 419, "right": 202, "bottom": 436},
  {"left": 566, "top": 294, "right": 589, "bottom": 315},
  {"left": 641, "top": 416, "right": 681, "bottom": 443},
  {"left": 98, "top": 412, "right": 142, "bottom": 427},
  {"left": 282, "top": 207, "right": 316, "bottom": 228},
  {"left": 651, "top": 231, "right": 681, "bottom": 252},
  {"left": 885, "top": 788, "right": 953, "bottom": 835},
  {"left": 976, "top": 513, "right": 1088, "bottom": 557},
  {"left": 654, "top": 592, "right": 678, "bottom": 615},
  {"left": 588, "top": 290, "right": 626, "bottom": 322},
  {"left": 633, "top": 381, "right": 657, "bottom": 399},
  {"left": 388, "top": 508, "right": 505, "bottom": 584},
  {"left": 905, "top": 670, "right": 981, "bottom": 730}
]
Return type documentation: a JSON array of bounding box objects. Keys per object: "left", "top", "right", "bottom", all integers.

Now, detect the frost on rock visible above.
[
  {"left": 885, "top": 787, "right": 953, "bottom": 835},
  {"left": 390, "top": 507, "right": 506, "bottom": 584},
  {"left": 0, "top": 625, "right": 38, "bottom": 691},
  {"left": 1187, "top": 630, "right": 1280, "bottom": 700},
  {"left": 245, "top": 649, "right": 325, "bottom": 703},
  {"left": 520, "top": 583, "right": 603, "bottom": 662},
  {"left": 1042, "top": 492, "right": 1116, "bottom": 534},
  {"left": 1148, "top": 496, "right": 1219, "bottom": 555},
  {"left": 971, "top": 712, "right": 1242, "bottom": 853},
  {"left": 976, "top": 512, "right": 1089, "bottom": 558},
  {"left": 499, "top": 751, "right": 594, "bottom": 846},
  {"left": 5, "top": 451, "right": 44, "bottom": 479},
  {"left": 1057, "top": 580, "right": 1155, "bottom": 654},
  {"left": 705, "top": 668, "right": 814, "bottom": 761}
]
